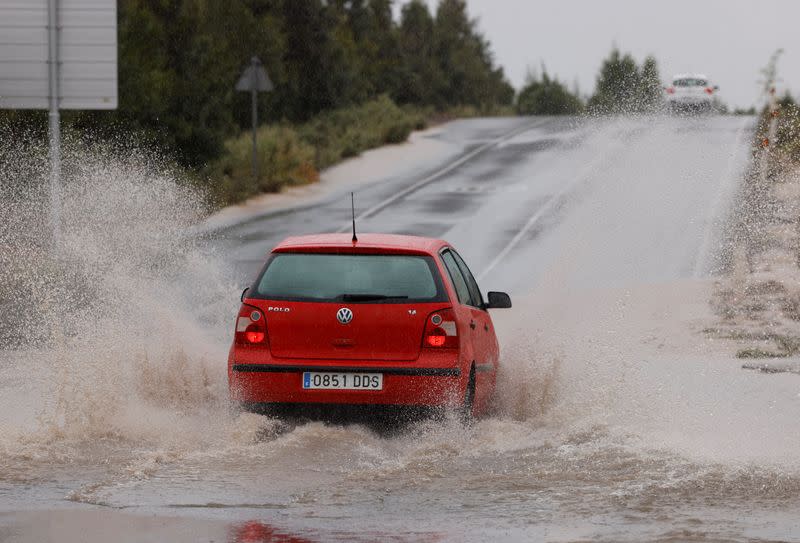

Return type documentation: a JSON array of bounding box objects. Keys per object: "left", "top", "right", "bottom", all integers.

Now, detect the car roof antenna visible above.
[{"left": 351, "top": 192, "right": 358, "bottom": 243}]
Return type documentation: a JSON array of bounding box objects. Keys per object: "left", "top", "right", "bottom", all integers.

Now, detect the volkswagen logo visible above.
[{"left": 336, "top": 307, "right": 353, "bottom": 325}]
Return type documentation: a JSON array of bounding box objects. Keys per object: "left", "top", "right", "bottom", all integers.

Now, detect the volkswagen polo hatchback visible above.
[{"left": 228, "top": 233, "right": 511, "bottom": 421}]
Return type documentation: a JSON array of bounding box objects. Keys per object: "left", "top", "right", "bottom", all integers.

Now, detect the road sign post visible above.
[
  {"left": 47, "top": 0, "right": 61, "bottom": 244},
  {"left": 251, "top": 74, "right": 257, "bottom": 184},
  {"left": 0, "top": 0, "right": 118, "bottom": 247},
  {"left": 236, "top": 56, "right": 273, "bottom": 183}
]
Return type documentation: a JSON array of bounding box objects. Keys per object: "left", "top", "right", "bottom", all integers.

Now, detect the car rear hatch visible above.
[
  {"left": 248, "top": 251, "right": 450, "bottom": 361},
  {"left": 259, "top": 301, "right": 438, "bottom": 360},
  {"left": 673, "top": 78, "right": 708, "bottom": 100}
]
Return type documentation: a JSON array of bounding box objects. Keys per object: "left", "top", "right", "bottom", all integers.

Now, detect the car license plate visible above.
[{"left": 302, "top": 372, "right": 383, "bottom": 390}]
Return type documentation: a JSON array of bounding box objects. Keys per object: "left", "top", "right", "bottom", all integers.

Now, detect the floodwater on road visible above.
[{"left": 2, "top": 115, "right": 799, "bottom": 542}]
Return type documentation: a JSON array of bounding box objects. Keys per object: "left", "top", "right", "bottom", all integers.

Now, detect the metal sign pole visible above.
[
  {"left": 251, "top": 57, "right": 258, "bottom": 183},
  {"left": 47, "top": 0, "right": 61, "bottom": 247},
  {"left": 235, "top": 55, "right": 273, "bottom": 186}
]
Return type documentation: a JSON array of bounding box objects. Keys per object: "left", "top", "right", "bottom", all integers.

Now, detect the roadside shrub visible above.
[
  {"left": 298, "top": 95, "right": 426, "bottom": 169},
  {"left": 775, "top": 97, "right": 800, "bottom": 162},
  {"left": 208, "top": 125, "right": 318, "bottom": 206},
  {"left": 517, "top": 71, "right": 583, "bottom": 115},
  {"left": 208, "top": 95, "right": 428, "bottom": 206}
]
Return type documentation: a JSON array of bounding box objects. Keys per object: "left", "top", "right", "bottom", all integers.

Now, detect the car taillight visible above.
[
  {"left": 235, "top": 303, "right": 267, "bottom": 345},
  {"left": 666, "top": 87, "right": 675, "bottom": 94},
  {"left": 423, "top": 309, "right": 459, "bottom": 349},
  {"left": 705, "top": 87, "right": 713, "bottom": 95}
]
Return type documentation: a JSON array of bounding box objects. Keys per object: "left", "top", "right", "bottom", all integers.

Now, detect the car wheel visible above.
[{"left": 460, "top": 365, "right": 476, "bottom": 424}]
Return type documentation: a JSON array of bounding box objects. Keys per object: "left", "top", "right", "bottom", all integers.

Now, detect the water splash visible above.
[
  {"left": 2, "top": 120, "right": 800, "bottom": 542},
  {"left": 0, "top": 136, "right": 236, "bottom": 452}
]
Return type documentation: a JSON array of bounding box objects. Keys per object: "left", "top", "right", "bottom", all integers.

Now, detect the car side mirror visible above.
[
  {"left": 241, "top": 287, "right": 250, "bottom": 302},
  {"left": 485, "top": 291, "right": 512, "bottom": 309}
]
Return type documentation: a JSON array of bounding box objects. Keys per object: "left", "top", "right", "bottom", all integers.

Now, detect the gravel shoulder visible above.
[{"left": 710, "top": 154, "right": 800, "bottom": 364}]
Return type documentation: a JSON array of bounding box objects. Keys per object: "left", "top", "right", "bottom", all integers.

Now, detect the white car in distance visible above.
[{"left": 665, "top": 74, "right": 719, "bottom": 113}]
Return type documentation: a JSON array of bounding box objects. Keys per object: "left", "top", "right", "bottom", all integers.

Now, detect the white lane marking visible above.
[
  {"left": 477, "top": 140, "right": 621, "bottom": 282},
  {"left": 692, "top": 118, "right": 751, "bottom": 278},
  {"left": 336, "top": 119, "right": 550, "bottom": 233}
]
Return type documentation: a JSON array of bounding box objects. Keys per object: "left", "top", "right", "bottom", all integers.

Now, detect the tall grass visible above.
[
  {"left": 299, "top": 95, "right": 426, "bottom": 169},
  {"left": 209, "top": 125, "right": 317, "bottom": 205}
]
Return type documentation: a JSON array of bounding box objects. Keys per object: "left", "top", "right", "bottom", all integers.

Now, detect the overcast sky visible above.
[{"left": 412, "top": 0, "right": 800, "bottom": 109}]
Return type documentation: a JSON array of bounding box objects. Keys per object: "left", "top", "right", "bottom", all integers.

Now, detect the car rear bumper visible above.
[
  {"left": 228, "top": 359, "right": 465, "bottom": 407},
  {"left": 232, "top": 363, "right": 460, "bottom": 376}
]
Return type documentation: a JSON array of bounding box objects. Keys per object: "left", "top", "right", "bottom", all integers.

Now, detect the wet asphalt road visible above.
[
  {"left": 211, "top": 114, "right": 753, "bottom": 296},
  {"left": 210, "top": 115, "right": 539, "bottom": 284},
  {"left": 7, "top": 113, "right": 797, "bottom": 543}
]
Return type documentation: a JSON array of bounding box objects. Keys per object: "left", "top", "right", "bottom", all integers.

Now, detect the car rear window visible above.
[
  {"left": 253, "top": 253, "right": 447, "bottom": 303},
  {"left": 673, "top": 78, "right": 707, "bottom": 87}
]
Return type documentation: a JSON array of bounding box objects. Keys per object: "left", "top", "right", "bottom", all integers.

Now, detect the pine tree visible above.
[
  {"left": 588, "top": 48, "right": 640, "bottom": 114},
  {"left": 365, "top": 0, "right": 402, "bottom": 97},
  {"left": 637, "top": 56, "right": 664, "bottom": 112},
  {"left": 395, "top": 0, "right": 442, "bottom": 105}
]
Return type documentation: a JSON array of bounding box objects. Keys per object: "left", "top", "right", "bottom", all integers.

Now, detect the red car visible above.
[{"left": 227, "top": 233, "right": 511, "bottom": 422}]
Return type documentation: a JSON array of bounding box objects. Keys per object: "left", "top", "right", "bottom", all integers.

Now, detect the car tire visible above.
[{"left": 460, "top": 365, "right": 476, "bottom": 424}]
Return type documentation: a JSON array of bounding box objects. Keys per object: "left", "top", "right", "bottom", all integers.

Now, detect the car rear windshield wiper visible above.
[{"left": 337, "top": 293, "right": 409, "bottom": 302}]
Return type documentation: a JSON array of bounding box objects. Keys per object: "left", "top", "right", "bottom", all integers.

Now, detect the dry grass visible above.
[{"left": 709, "top": 133, "right": 800, "bottom": 358}]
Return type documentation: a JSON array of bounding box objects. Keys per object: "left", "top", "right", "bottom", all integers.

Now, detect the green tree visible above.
[
  {"left": 395, "top": 0, "right": 443, "bottom": 105},
  {"left": 281, "top": 0, "right": 355, "bottom": 120},
  {"left": 589, "top": 48, "right": 665, "bottom": 114},
  {"left": 75, "top": 0, "right": 285, "bottom": 167},
  {"left": 433, "top": 0, "right": 513, "bottom": 109},
  {"left": 366, "top": 0, "right": 401, "bottom": 96},
  {"left": 637, "top": 56, "right": 664, "bottom": 112},
  {"left": 588, "top": 48, "right": 640, "bottom": 114},
  {"left": 215, "top": 1, "right": 287, "bottom": 131},
  {"left": 351, "top": 0, "right": 401, "bottom": 98},
  {"left": 516, "top": 69, "right": 583, "bottom": 115}
]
